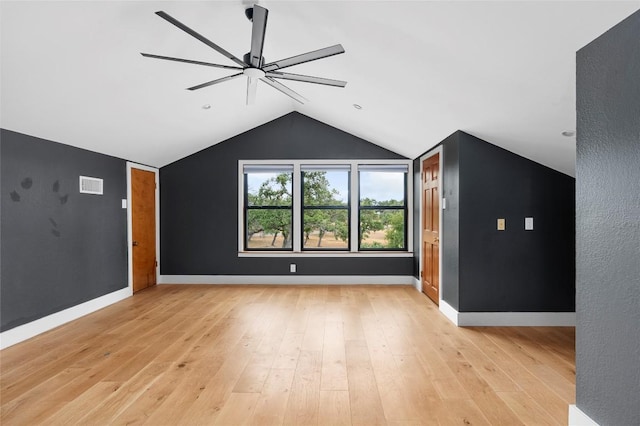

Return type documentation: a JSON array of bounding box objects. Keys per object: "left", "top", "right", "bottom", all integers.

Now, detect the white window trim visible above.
[{"left": 238, "top": 159, "right": 413, "bottom": 257}]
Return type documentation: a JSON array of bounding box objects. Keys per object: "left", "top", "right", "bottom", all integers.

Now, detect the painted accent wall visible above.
[
  {"left": 1, "top": 129, "right": 128, "bottom": 332},
  {"left": 160, "top": 112, "right": 412, "bottom": 276},
  {"left": 414, "top": 131, "right": 575, "bottom": 312},
  {"left": 576, "top": 9, "right": 640, "bottom": 425}
]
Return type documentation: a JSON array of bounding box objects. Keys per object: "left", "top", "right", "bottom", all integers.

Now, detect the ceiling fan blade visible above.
[
  {"left": 262, "top": 44, "right": 345, "bottom": 72},
  {"left": 155, "top": 11, "right": 248, "bottom": 67},
  {"left": 141, "top": 53, "right": 243, "bottom": 70},
  {"left": 187, "top": 72, "right": 244, "bottom": 91},
  {"left": 246, "top": 77, "right": 258, "bottom": 105},
  {"left": 249, "top": 5, "right": 268, "bottom": 68},
  {"left": 265, "top": 71, "right": 346, "bottom": 88},
  {"left": 260, "top": 77, "right": 307, "bottom": 104}
]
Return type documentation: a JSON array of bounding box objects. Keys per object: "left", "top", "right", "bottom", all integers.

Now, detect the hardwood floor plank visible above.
[
  {"left": 77, "top": 361, "right": 173, "bottom": 424},
  {"left": 393, "top": 354, "right": 440, "bottom": 419},
  {"left": 272, "top": 332, "right": 304, "bottom": 370},
  {"left": 40, "top": 380, "right": 123, "bottom": 425},
  {"left": 249, "top": 368, "right": 296, "bottom": 425},
  {"left": 0, "top": 367, "right": 92, "bottom": 425},
  {"left": 214, "top": 392, "right": 260, "bottom": 425},
  {"left": 437, "top": 398, "right": 492, "bottom": 426},
  {"left": 282, "top": 350, "right": 322, "bottom": 425},
  {"left": 345, "top": 339, "right": 387, "bottom": 425},
  {"left": 497, "top": 391, "right": 560, "bottom": 426},
  {"left": 0, "top": 285, "right": 576, "bottom": 426},
  {"left": 319, "top": 390, "right": 352, "bottom": 425},
  {"left": 362, "top": 316, "right": 420, "bottom": 422},
  {"left": 321, "top": 321, "right": 349, "bottom": 391}
]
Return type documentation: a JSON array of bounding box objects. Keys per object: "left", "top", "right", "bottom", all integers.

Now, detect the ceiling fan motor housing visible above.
[{"left": 243, "top": 52, "right": 265, "bottom": 68}]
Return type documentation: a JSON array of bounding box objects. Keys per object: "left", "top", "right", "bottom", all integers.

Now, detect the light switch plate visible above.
[
  {"left": 525, "top": 217, "right": 534, "bottom": 230},
  {"left": 121, "top": 199, "right": 127, "bottom": 209},
  {"left": 497, "top": 218, "right": 506, "bottom": 231}
]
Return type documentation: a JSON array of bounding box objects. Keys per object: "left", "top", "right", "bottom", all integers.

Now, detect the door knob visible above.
[
  {"left": 433, "top": 237, "right": 439, "bottom": 243},
  {"left": 132, "top": 241, "right": 139, "bottom": 246}
]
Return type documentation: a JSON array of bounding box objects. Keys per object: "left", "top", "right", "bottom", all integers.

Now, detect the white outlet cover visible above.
[
  {"left": 525, "top": 217, "right": 534, "bottom": 230},
  {"left": 121, "top": 199, "right": 127, "bottom": 209}
]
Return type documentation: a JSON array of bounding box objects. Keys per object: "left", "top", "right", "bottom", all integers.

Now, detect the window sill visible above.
[{"left": 238, "top": 251, "right": 414, "bottom": 258}]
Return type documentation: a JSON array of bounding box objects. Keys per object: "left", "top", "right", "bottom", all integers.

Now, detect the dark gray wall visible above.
[
  {"left": 160, "top": 112, "right": 411, "bottom": 276},
  {"left": 458, "top": 132, "right": 575, "bottom": 311},
  {"left": 414, "top": 131, "right": 575, "bottom": 312},
  {"left": 576, "top": 9, "right": 640, "bottom": 426},
  {"left": 441, "top": 134, "right": 461, "bottom": 309},
  {"left": 1, "top": 129, "right": 127, "bottom": 332}
]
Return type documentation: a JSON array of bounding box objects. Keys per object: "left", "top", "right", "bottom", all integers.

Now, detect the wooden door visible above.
[
  {"left": 422, "top": 153, "right": 440, "bottom": 305},
  {"left": 132, "top": 168, "right": 156, "bottom": 293}
]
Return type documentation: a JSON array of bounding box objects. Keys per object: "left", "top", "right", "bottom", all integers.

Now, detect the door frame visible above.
[
  {"left": 126, "top": 162, "right": 160, "bottom": 293},
  {"left": 418, "top": 146, "right": 443, "bottom": 304}
]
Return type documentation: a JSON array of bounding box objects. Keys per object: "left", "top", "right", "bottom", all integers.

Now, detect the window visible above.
[
  {"left": 358, "top": 165, "right": 408, "bottom": 250},
  {"left": 302, "top": 165, "right": 350, "bottom": 250},
  {"left": 244, "top": 165, "right": 293, "bottom": 250},
  {"left": 240, "top": 160, "right": 411, "bottom": 254}
]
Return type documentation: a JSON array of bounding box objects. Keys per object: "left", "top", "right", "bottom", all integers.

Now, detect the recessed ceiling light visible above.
[
  {"left": 202, "top": 104, "right": 211, "bottom": 110},
  {"left": 353, "top": 104, "right": 362, "bottom": 110},
  {"left": 561, "top": 130, "right": 575, "bottom": 137}
]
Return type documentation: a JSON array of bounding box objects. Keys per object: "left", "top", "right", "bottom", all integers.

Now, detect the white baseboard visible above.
[
  {"left": 439, "top": 300, "right": 460, "bottom": 325},
  {"left": 435, "top": 301, "right": 575, "bottom": 327},
  {"left": 0, "top": 287, "right": 132, "bottom": 350},
  {"left": 413, "top": 276, "right": 421, "bottom": 291},
  {"left": 158, "top": 275, "right": 415, "bottom": 285},
  {"left": 569, "top": 405, "right": 600, "bottom": 425},
  {"left": 458, "top": 311, "right": 575, "bottom": 326}
]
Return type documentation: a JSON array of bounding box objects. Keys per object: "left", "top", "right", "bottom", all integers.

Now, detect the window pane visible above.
[
  {"left": 246, "top": 172, "right": 292, "bottom": 206},
  {"left": 303, "top": 170, "right": 349, "bottom": 206},
  {"left": 303, "top": 209, "right": 349, "bottom": 249},
  {"left": 359, "top": 171, "right": 405, "bottom": 206},
  {"left": 246, "top": 209, "right": 292, "bottom": 249},
  {"left": 360, "top": 209, "right": 405, "bottom": 249}
]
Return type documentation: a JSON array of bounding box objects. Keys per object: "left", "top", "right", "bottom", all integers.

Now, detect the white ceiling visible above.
[{"left": 1, "top": 1, "right": 638, "bottom": 175}]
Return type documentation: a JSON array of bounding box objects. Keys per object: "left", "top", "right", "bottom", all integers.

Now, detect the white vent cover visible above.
[{"left": 79, "top": 176, "right": 103, "bottom": 195}]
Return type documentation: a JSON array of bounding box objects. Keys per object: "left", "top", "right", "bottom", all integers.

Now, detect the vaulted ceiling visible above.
[{"left": 1, "top": 1, "right": 638, "bottom": 176}]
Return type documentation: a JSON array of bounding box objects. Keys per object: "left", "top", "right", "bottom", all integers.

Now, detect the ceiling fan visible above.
[{"left": 141, "top": 4, "right": 347, "bottom": 105}]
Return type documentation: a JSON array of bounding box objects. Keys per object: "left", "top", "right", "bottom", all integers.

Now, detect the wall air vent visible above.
[{"left": 79, "top": 176, "right": 103, "bottom": 195}]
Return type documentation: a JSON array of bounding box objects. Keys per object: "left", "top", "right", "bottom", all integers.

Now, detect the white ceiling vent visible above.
[{"left": 79, "top": 176, "right": 103, "bottom": 195}]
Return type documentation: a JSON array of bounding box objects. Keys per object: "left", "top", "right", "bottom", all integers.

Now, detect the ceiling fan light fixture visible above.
[{"left": 243, "top": 68, "right": 265, "bottom": 79}]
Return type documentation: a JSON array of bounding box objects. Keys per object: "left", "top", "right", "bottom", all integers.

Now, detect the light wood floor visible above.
[{"left": 0, "top": 285, "right": 575, "bottom": 425}]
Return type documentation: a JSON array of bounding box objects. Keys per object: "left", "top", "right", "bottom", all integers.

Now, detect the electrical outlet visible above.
[
  {"left": 290, "top": 264, "right": 296, "bottom": 273},
  {"left": 497, "top": 218, "right": 506, "bottom": 231}
]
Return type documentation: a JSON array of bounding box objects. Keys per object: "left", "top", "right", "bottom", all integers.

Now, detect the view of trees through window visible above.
[
  {"left": 359, "top": 169, "right": 406, "bottom": 249},
  {"left": 244, "top": 164, "right": 407, "bottom": 251},
  {"left": 246, "top": 171, "right": 293, "bottom": 249},
  {"left": 302, "top": 169, "right": 349, "bottom": 249}
]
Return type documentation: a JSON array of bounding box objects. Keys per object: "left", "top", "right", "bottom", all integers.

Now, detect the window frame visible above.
[
  {"left": 358, "top": 167, "right": 408, "bottom": 251},
  {"left": 238, "top": 159, "right": 413, "bottom": 257},
  {"left": 301, "top": 166, "right": 351, "bottom": 251},
  {"left": 243, "top": 165, "right": 294, "bottom": 251}
]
